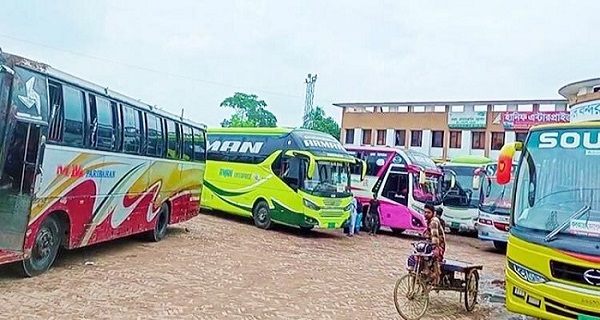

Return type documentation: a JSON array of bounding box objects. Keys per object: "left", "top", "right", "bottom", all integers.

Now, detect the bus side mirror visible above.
[
  {"left": 418, "top": 171, "right": 426, "bottom": 185},
  {"left": 285, "top": 150, "right": 316, "bottom": 179},
  {"left": 497, "top": 142, "right": 523, "bottom": 185},
  {"left": 355, "top": 158, "right": 367, "bottom": 181},
  {"left": 472, "top": 175, "right": 480, "bottom": 190},
  {"left": 450, "top": 175, "right": 456, "bottom": 189}
]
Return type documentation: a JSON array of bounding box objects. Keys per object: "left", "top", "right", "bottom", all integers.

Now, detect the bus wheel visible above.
[
  {"left": 146, "top": 203, "right": 170, "bottom": 242},
  {"left": 299, "top": 226, "right": 314, "bottom": 233},
  {"left": 19, "top": 215, "right": 61, "bottom": 277},
  {"left": 253, "top": 201, "right": 272, "bottom": 230},
  {"left": 493, "top": 241, "right": 507, "bottom": 252},
  {"left": 391, "top": 228, "right": 405, "bottom": 235}
]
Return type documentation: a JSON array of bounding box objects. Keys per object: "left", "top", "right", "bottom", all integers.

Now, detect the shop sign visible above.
[
  {"left": 501, "top": 111, "right": 570, "bottom": 130},
  {"left": 448, "top": 110, "right": 487, "bottom": 128}
]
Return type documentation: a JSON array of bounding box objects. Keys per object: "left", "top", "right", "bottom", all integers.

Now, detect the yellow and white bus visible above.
[{"left": 497, "top": 78, "right": 600, "bottom": 319}]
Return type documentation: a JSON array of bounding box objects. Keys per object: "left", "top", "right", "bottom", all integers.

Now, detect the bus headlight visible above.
[
  {"left": 508, "top": 260, "right": 547, "bottom": 284},
  {"left": 344, "top": 203, "right": 352, "bottom": 211},
  {"left": 303, "top": 199, "right": 321, "bottom": 211}
]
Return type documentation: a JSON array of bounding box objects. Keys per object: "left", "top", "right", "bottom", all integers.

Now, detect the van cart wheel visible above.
[
  {"left": 146, "top": 203, "right": 170, "bottom": 242},
  {"left": 253, "top": 201, "right": 272, "bottom": 230},
  {"left": 394, "top": 273, "right": 430, "bottom": 320},
  {"left": 464, "top": 269, "right": 479, "bottom": 312},
  {"left": 19, "top": 215, "right": 62, "bottom": 277}
]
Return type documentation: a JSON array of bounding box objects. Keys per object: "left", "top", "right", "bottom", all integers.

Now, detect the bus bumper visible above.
[
  {"left": 476, "top": 223, "right": 508, "bottom": 242},
  {"left": 505, "top": 261, "right": 600, "bottom": 319}
]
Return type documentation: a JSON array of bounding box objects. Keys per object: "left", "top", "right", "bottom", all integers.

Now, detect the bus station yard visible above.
[{"left": 0, "top": 211, "right": 514, "bottom": 320}]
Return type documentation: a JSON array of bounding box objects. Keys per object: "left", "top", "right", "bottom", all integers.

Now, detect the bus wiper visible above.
[
  {"left": 489, "top": 185, "right": 507, "bottom": 212},
  {"left": 544, "top": 205, "right": 591, "bottom": 242}
]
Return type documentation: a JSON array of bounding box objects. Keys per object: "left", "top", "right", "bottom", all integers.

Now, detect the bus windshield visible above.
[
  {"left": 480, "top": 177, "right": 514, "bottom": 215},
  {"left": 514, "top": 129, "right": 600, "bottom": 240},
  {"left": 302, "top": 161, "right": 351, "bottom": 198},
  {"left": 413, "top": 174, "right": 443, "bottom": 205},
  {"left": 443, "top": 165, "right": 480, "bottom": 208}
]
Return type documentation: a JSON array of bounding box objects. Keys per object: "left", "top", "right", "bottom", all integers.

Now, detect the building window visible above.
[
  {"left": 362, "top": 129, "right": 372, "bottom": 145},
  {"left": 344, "top": 129, "right": 355, "bottom": 144},
  {"left": 472, "top": 132, "right": 485, "bottom": 150},
  {"left": 449, "top": 131, "right": 462, "bottom": 149},
  {"left": 431, "top": 131, "right": 444, "bottom": 148},
  {"left": 376, "top": 130, "right": 386, "bottom": 145},
  {"left": 515, "top": 132, "right": 528, "bottom": 143},
  {"left": 394, "top": 130, "right": 406, "bottom": 146},
  {"left": 411, "top": 130, "right": 422, "bottom": 147},
  {"left": 491, "top": 132, "right": 505, "bottom": 150}
]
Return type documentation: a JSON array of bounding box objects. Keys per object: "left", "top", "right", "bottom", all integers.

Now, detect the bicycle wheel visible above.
[{"left": 393, "top": 273, "right": 430, "bottom": 320}]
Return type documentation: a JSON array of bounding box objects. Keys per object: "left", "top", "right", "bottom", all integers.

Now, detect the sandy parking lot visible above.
[{"left": 0, "top": 211, "right": 511, "bottom": 319}]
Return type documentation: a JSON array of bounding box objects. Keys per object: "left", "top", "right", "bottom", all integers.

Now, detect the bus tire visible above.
[
  {"left": 146, "top": 203, "right": 170, "bottom": 242},
  {"left": 18, "top": 215, "right": 62, "bottom": 277},
  {"left": 253, "top": 201, "right": 272, "bottom": 230},
  {"left": 299, "top": 226, "right": 314, "bottom": 232},
  {"left": 493, "top": 241, "right": 507, "bottom": 252}
]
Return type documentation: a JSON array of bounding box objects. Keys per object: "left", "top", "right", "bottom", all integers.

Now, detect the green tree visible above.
[
  {"left": 304, "top": 106, "right": 341, "bottom": 140},
  {"left": 220, "top": 92, "right": 277, "bottom": 127}
]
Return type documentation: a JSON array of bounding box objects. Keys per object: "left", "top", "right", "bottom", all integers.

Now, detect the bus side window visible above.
[
  {"left": 192, "top": 128, "right": 206, "bottom": 162},
  {"left": 166, "top": 120, "right": 180, "bottom": 159},
  {"left": 89, "top": 95, "right": 116, "bottom": 151},
  {"left": 145, "top": 113, "right": 161, "bottom": 157},
  {"left": 122, "top": 104, "right": 141, "bottom": 154},
  {"left": 61, "top": 85, "right": 85, "bottom": 147},
  {"left": 182, "top": 125, "right": 193, "bottom": 161}
]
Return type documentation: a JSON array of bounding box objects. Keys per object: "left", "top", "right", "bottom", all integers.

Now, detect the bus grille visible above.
[
  {"left": 545, "top": 298, "right": 600, "bottom": 319},
  {"left": 320, "top": 210, "right": 344, "bottom": 218},
  {"left": 549, "top": 260, "right": 600, "bottom": 288}
]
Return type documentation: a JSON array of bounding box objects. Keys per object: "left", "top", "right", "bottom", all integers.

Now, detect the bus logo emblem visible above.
[
  {"left": 18, "top": 77, "right": 41, "bottom": 115},
  {"left": 583, "top": 269, "right": 600, "bottom": 286}
]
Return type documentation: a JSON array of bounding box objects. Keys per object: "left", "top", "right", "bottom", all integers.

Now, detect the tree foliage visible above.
[
  {"left": 303, "top": 106, "right": 341, "bottom": 140},
  {"left": 220, "top": 92, "right": 277, "bottom": 128}
]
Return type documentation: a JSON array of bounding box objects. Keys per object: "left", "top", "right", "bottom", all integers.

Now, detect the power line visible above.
[{"left": 0, "top": 33, "right": 334, "bottom": 103}]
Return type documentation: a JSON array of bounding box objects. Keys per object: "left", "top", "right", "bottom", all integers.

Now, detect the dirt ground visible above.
[{"left": 0, "top": 211, "right": 512, "bottom": 320}]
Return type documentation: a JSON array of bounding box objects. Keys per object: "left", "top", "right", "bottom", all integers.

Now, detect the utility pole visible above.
[{"left": 303, "top": 73, "right": 317, "bottom": 128}]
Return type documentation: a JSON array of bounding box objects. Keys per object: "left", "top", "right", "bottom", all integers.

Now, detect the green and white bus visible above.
[{"left": 201, "top": 127, "right": 365, "bottom": 231}]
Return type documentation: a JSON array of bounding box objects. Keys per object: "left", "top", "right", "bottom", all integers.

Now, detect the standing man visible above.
[
  {"left": 348, "top": 193, "right": 359, "bottom": 237},
  {"left": 423, "top": 204, "right": 446, "bottom": 285},
  {"left": 368, "top": 193, "right": 381, "bottom": 236}
]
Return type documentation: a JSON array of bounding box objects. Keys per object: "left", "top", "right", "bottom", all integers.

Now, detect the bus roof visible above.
[
  {"left": 446, "top": 155, "right": 493, "bottom": 165},
  {"left": 344, "top": 144, "right": 439, "bottom": 171},
  {"left": 207, "top": 127, "right": 294, "bottom": 135},
  {"left": 2, "top": 51, "right": 206, "bottom": 129},
  {"left": 207, "top": 127, "right": 355, "bottom": 161}
]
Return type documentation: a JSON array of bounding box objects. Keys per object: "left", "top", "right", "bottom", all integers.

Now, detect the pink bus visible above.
[{"left": 345, "top": 145, "right": 444, "bottom": 235}]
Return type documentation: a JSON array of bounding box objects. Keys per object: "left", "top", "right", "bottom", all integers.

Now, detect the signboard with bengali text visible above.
[{"left": 501, "top": 111, "right": 570, "bottom": 130}]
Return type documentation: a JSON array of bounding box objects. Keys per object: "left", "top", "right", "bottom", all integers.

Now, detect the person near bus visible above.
[
  {"left": 368, "top": 193, "right": 381, "bottom": 236},
  {"left": 354, "top": 201, "right": 362, "bottom": 235},
  {"left": 435, "top": 206, "right": 446, "bottom": 230},
  {"left": 348, "top": 193, "right": 359, "bottom": 237},
  {"left": 423, "top": 204, "right": 446, "bottom": 285}
]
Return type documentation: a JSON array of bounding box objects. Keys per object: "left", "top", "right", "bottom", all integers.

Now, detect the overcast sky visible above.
[{"left": 1, "top": 0, "right": 598, "bottom": 127}]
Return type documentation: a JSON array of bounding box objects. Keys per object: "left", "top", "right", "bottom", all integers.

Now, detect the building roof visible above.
[
  {"left": 558, "top": 78, "right": 600, "bottom": 99},
  {"left": 332, "top": 99, "right": 567, "bottom": 108}
]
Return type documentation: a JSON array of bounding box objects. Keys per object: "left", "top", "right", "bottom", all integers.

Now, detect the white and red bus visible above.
[
  {"left": 0, "top": 51, "right": 206, "bottom": 276},
  {"left": 345, "top": 145, "right": 443, "bottom": 234}
]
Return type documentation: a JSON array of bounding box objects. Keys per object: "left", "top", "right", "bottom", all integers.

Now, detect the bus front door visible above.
[
  {"left": 0, "top": 121, "right": 44, "bottom": 252},
  {"left": 373, "top": 164, "right": 409, "bottom": 224}
]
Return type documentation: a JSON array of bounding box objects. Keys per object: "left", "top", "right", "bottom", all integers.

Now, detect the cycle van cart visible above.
[{"left": 393, "top": 241, "right": 483, "bottom": 320}]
